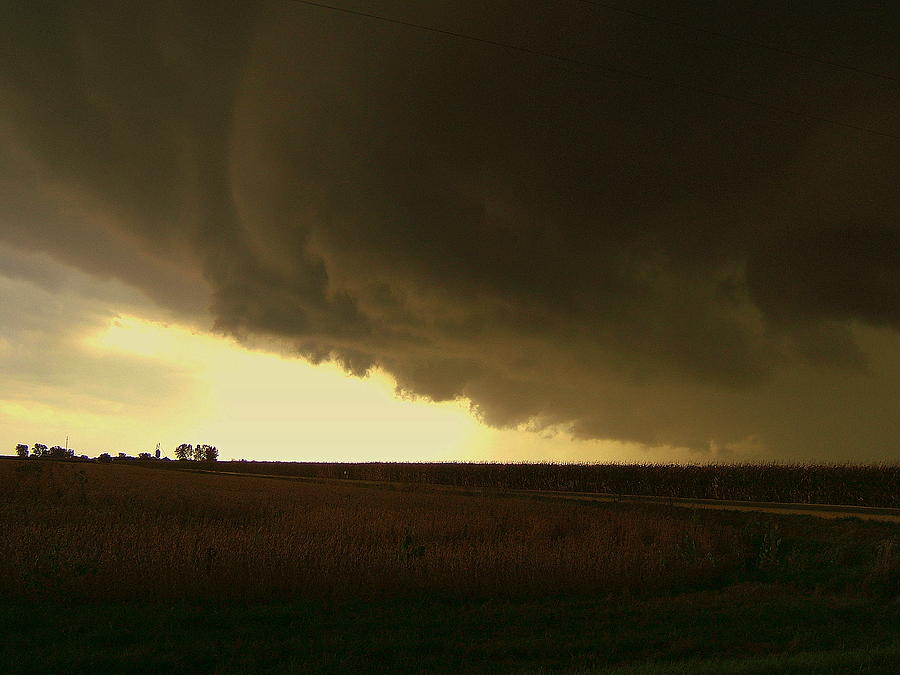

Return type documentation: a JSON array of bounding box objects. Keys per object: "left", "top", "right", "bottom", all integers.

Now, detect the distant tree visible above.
[
  {"left": 32, "top": 443, "right": 48, "bottom": 458},
  {"left": 15, "top": 443, "right": 29, "bottom": 458},
  {"left": 171, "top": 443, "right": 218, "bottom": 461},
  {"left": 138, "top": 452, "right": 153, "bottom": 460},
  {"left": 48, "top": 445, "right": 74, "bottom": 459},
  {"left": 97, "top": 453, "right": 112, "bottom": 463}
]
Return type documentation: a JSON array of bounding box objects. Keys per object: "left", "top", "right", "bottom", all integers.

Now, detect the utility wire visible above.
[
  {"left": 284, "top": 0, "right": 900, "bottom": 141},
  {"left": 574, "top": 0, "right": 900, "bottom": 84},
  {"left": 287, "top": 0, "right": 597, "bottom": 69}
]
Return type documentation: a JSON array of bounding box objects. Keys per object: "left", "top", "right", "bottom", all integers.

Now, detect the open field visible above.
[
  {"left": 175, "top": 467, "right": 900, "bottom": 522},
  {"left": 1, "top": 459, "right": 897, "bottom": 672},
  {"left": 161, "top": 459, "right": 900, "bottom": 508}
]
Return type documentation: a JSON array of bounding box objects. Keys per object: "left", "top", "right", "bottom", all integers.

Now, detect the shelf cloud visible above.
[{"left": 2, "top": 1, "right": 897, "bottom": 460}]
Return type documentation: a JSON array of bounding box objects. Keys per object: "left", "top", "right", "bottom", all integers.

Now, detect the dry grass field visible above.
[
  {"left": 1, "top": 459, "right": 897, "bottom": 672},
  {"left": 2, "top": 460, "right": 897, "bottom": 603},
  {"left": 1, "top": 460, "right": 745, "bottom": 602}
]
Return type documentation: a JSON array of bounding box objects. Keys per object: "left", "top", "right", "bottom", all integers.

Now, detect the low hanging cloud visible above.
[{"left": 1, "top": 1, "right": 898, "bottom": 460}]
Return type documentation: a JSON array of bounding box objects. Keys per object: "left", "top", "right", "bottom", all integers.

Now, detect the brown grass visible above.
[{"left": 0, "top": 461, "right": 895, "bottom": 603}]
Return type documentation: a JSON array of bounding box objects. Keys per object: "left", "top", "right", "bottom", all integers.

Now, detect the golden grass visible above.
[{"left": 0, "top": 461, "right": 752, "bottom": 602}]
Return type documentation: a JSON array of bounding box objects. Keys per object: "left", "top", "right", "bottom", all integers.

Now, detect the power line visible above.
[
  {"left": 287, "top": 0, "right": 597, "bottom": 69},
  {"left": 574, "top": 0, "right": 900, "bottom": 84},
  {"left": 284, "top": 0, "right": 900, "bottom": 141}
]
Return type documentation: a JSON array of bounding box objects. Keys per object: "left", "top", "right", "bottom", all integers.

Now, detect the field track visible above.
[{"left": 171, "top": 466, "right": 900, "bottom": 523}]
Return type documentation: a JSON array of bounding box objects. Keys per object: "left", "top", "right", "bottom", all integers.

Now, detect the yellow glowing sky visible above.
[
  {"left": 83, "top": 315, "right": 483, "bottom": 461},
  {"left": 2, "top": 309, "right": 704, "bottom": 463}
]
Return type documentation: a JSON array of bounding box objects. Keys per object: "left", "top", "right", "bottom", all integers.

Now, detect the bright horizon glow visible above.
[
  {"left": 81, "top": 315, "right": 483, "bottom": 462},
  {"left": 3, "top": 304, "right": 712, "bottom": 464}
]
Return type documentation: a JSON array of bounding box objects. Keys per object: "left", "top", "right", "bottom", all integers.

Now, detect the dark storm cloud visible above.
[{"left": 1, "top": 1, "right": 898, "bottom": 459}]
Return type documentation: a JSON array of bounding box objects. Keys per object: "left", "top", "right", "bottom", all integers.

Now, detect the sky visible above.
[{"left": 1, "top": 1, "right": 898, "bottom": 463}]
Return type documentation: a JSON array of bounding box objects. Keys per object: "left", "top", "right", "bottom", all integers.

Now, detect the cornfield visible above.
[{"left": 185, "top": 460, "right": 900, "bottom": 507}]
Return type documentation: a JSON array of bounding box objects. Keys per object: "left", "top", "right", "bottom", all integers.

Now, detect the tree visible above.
[
  {"left": 32, "top": 443, "right": 48, "bottom": 458},
  {"left": 15, "top": 444, "right": 29, "bottom": 458},
  {"left": 48, "top": 445, "right": 74, "bottom": 459},
  {"left": 97, "top": 453, "right": 112, "bottom": 463},
  {"left": 174, "top": 443, "right": 192, "bottom": 461},
  {"left": 138, "top": 452, "right": 153, "bottom": 460},
  {"left": 173, "top": 443, "right": 218, "bottom": 461}
]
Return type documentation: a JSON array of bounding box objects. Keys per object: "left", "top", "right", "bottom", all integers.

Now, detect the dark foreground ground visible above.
[{"left": 3, "top": 586, "right": 898, "bottom": 673}]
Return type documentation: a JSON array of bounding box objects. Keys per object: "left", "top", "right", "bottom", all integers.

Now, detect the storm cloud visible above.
[{"left": 1, "top": 1, "right": 898, "bottom": 460}]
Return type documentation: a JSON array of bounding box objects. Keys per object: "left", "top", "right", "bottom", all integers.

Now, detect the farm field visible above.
[
  {"left": 1, "top": 459, "right": 898, "bottom": 672},
  {"left": 160, "top": 459, "right": 900, "bottom": 508}
]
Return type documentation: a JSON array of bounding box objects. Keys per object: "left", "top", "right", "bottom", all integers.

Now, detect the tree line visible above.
[
  {"left": 14, "top": 442, "right": 218, "bottom": 462},
  {"left": 15, "top": 443, "right": 73, "bottom": 459}
]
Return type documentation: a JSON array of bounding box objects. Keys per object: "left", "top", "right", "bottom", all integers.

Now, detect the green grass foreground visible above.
[{"left": 2, "top": 586, "right": 898, "bottom": 673}]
